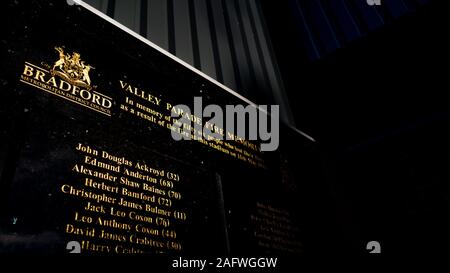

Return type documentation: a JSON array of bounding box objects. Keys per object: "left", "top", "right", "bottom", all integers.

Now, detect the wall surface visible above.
[{"left": 83, "top": 0, "right": 294, "bottom": 124}]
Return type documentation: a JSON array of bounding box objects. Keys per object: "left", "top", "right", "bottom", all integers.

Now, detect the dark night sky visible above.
[{"left": 261, "top": 0, "right": 450, "bottom": 254}]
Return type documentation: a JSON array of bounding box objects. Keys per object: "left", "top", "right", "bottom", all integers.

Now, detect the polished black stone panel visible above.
[{"left": 0, "top": 0, "right": 321, "bottom": 256}]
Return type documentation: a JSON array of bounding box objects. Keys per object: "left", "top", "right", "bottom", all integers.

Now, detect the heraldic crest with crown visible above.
[{"left": 51, "top": 46, "right": 94, "bottom": 90}]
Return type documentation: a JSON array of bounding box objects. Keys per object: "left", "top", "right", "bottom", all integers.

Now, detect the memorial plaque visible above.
[{"left": 0, "top": 0, "right": 318, "bottom": 257}]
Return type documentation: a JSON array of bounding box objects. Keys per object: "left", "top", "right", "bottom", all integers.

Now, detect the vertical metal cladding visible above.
[{"left": 83, "top": 0, "right": 292, "bottom": 124}]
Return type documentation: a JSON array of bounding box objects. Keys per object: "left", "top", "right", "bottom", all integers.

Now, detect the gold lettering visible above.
[
  {"left": 23, "top": 64, "right": 34, "bottom": 76},
  {"left": 84, "top": 178, "right": 119, "bottom": 194},
  {"left": 92, "top": 93, "right": 101, "bottom": 105},
  {"left": 115, "top": 245, "right": 144, "bottom": 254},
  {"left": 59, "top": 80, "right": 71, "bottom": 91},
  {"left": 45, "top": 76, "right": 58, "bottom": 87},
  {"left": 120, "top": 80, "right": 162, "bottom": 106},
  {"left": 20, "top": 62, "right": 113, "bottom": 116},
  {"left": 99, "top": 229, "right": 127, "bottom": 242},
  {"left": 81, "top": 240, "right": 111, "bottom": 253},
  {"left": 34, "top": 70, "right": 46, "bottom": 82},
  {"left": 129, "top": 234, "right": 165, "bottom": 248},
  {"left": 65, "top": 223, "right": 95, "bottom": 237},
  {"left": 76, "top": 143, "right": 98, "bottom": 156}
]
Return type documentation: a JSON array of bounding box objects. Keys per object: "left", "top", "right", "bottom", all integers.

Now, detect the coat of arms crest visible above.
[{"left": 51, "top": 47, "right": 94, "bottom": 90}]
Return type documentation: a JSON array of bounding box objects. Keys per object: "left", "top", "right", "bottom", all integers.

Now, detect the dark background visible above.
[{"left": 261, "top": 0, "right": 450, "bottom": 255}]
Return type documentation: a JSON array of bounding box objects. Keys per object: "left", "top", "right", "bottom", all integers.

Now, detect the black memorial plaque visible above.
[{"left": 0, "top": 0, "right": 320, "bottom": 256}]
